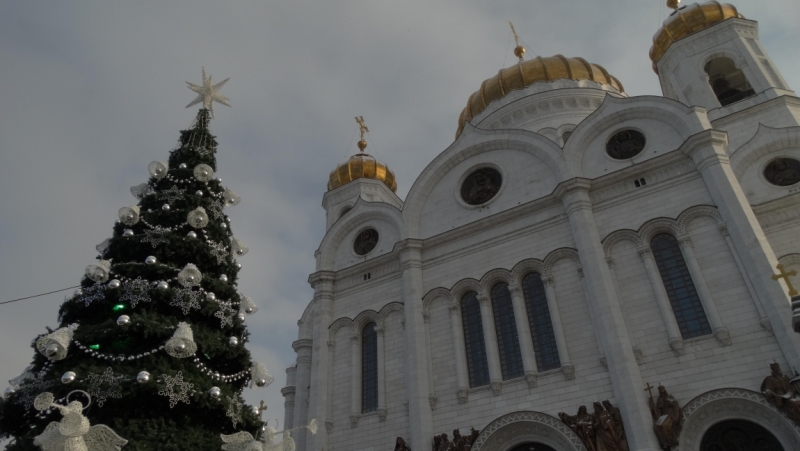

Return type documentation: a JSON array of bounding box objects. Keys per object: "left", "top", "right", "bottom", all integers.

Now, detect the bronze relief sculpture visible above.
[
  {"left": 646, "top": 384, "right": 682, "bottom": 450},
  {"left": 558, "top": 401, "right": 629, "bottom": 451}
]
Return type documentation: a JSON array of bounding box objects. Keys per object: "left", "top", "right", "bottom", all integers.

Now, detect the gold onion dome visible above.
[
  {"left": 456, "top": 55, "right": 625, "bottom": 137},
  {"left": 327, "top": 137, "right": 397, "bottom": 193},
  {"left": 650, "top": 1, "right": 743, "bottom": 73}
]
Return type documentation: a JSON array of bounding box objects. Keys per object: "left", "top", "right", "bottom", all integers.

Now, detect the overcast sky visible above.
[{"left": 1, "top": 0, "right": 798, "bottom": 434}]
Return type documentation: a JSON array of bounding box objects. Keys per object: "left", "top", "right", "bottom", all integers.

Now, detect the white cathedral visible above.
[{"left": 280, "top": 2, "right": 800, "bottom": 450}]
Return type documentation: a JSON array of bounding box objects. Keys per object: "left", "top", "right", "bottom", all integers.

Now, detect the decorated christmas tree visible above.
[{"left": 0, "top": 69, "right": 274, "bottom": 451}]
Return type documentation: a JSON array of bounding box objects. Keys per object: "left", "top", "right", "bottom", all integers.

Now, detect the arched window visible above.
[
  {"left": 650, "top": 233, "right": 712, "bottom": 339},
  {"left": 521, "top": 273, "right": 560, "bottom": 372},
  {"left": 461, "top": 291, "right": 490, "bottom": 387},
  {"left": 491, "top": 283, "right": 524, "bottom": 380},
  {"left": 361, "top": 322, "right": 378, "bottom": 413},
  {"left": 705, "top": 57, "right": 755, "bottom": 106}
]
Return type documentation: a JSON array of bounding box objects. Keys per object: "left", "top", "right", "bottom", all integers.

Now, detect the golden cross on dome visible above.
[
  {"left": 772, "top": 264, "right": 799, "bottom": 296},
  {"left": 257, "top": 400, "right": 267, "bottom": 420},
  {"left": 509, "top": 21, "right": 525, "bottom": 61},
  {"left": 355, "top": 116, "right": 369, "bottom": 152}
]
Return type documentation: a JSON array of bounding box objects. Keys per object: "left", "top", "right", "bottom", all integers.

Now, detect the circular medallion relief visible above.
[
  {"left": 353, "top": 228, "right": 379, "bottom": 255},
  {"left": 764, "top": 157, "right": 800, "bottom": 186},
  {"left": 606, "top": 130, "right": 646, "bottom": 160},
  {"left": 460, "top": 167, "right": 502, "bottom": 205}
]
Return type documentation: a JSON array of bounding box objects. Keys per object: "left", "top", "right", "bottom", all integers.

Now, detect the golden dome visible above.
[
  {"left": 456, "top": 55, "right": 625, "bottom": 138},
  {"left": 327, "top": 152, "right": 397, "bottom": 193},
  {"left": 650, "top": 2, "right": 744, "bottom": 73}
]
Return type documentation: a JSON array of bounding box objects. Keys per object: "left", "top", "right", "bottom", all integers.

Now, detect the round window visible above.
[
  {"left": 460, "top": 167, "right": 502, "bottom": 205},
  {"left": 606, "top": 130, "right": 646, "bottom": 160},
  {"left": 764, "top": 157, "right": 800, "bottom": 186},
  {"left": 354, "top": 228, "right": 379, "bottom": 255}
]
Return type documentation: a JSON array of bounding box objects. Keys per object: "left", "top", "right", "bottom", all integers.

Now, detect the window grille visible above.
[
  {"left": 521, "top": 273, "right": 561, "bottom": 371},
  {"left": 361, "top": 322, "right": 378, "bottom": 413},
  {"left": 461, "top": 291, "right": 490, "bottom": 387},
  {"left": 491, "top": 283, "right": 524, "bottom": 380}
]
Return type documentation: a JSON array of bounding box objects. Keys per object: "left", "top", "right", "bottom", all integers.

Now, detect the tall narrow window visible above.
[
  {"left": 461, "top": 291, "right": 490, "bottom": 387},
  {"left": 650, "top": 233, "right": 712, "bottom": 339},
  {"left": 705, "top": 57, "right": 755, "bottom": 106},
  {"left": 491, "top": 283, "right": 524, "bottom": 380},
  {"left": 361, "top": 322, "right": 378, "bottom": 413},
  {"left": 522, "top": 273, "right": 560, "bottom": 372}
]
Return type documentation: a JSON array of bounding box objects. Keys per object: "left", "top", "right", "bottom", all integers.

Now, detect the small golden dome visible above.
[
  {"left": 650, "top": 2, "right": 744, "bottom": 73},
  {"left": 456, "top": 55, "right": 624, "bottom": 138},
  {"left": 327, "top": 153, "right": 397, "bottom": 193}
]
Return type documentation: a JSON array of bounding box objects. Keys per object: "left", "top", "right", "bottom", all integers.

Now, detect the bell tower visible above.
[{"left": 651, "top": 1, "right": 794, "bottom": 117}]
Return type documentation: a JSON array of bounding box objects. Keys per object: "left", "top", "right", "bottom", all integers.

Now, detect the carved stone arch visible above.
[
  {"left": 402, "top": 127, "right": 567, "bottom": 238},
  {"left": 639, "top": 217, "right": 681, "bottom": 244},
  {"left": 422, "top": 287, "right": 453, "bottom": 316},
  {"left": 602, "top": 229, "right": 642, "bottom": 259},
  {"left": 480, "top": 268, "right": 514, "bottom": 296},
  {"left": 778, "top": 254, "right": 800, "bottom": 267},
  {"left": 317, "top": 200, "right": 403, "bottom": 270},
  {"left": 511, "top": 259, "right": 547, "bottom": 286},
  {"left": 679, "top": 388, "right": 800, "bottom": 451},
  {"left": 328, "top": 317, "right": 354, "bottom": 342},
  {"left": 564, "top": 95, "right": 707, "bottom": 177},
  {"left": 298, "top": 302, "right": 316, "bottom": 340},
  {"left": 730, "top": 124, "right": 800, "bottom": 178},
  {"left": 377, "top": 302, "right": 404, "bottom": 328},
  {"left": 450, "top": 279, "right": 483, "bottom": 307},
  {"left": 698, "top": 48, "right": 747, "bottom": 75},
  {"left": 676, "top": 205, "right": 723, "bottom": 233},
  {"left": 543, "top": 248, "right": 581, "bottom": 275},
  {"left": 353, "top": 310, "right": 380, "bottom": 333},
  {"left": 470, "top": 411, "right": 586, "bottom": 451}
]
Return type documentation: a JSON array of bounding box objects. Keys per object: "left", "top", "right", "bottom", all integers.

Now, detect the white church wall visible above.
[
  {"left": 329, "top": 325, "right": 354, "bottom": 448},
  {"left": 737, "top": 148, "right": 800, "bottom": 206},
  {"left": 417, "top": 148, "right": 559, "bottom": 239},
  {"left": 331, "top": 276, "right": 404, "bottom": 326},
  {"left": 714, "top": 100, "right": 800, "bottom": 152},
  {"left": 331, "top": 218, "right": 400, "bottom": 271}
]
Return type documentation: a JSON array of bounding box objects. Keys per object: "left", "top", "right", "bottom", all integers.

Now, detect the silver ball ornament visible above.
[
  {"left": 179, "top": 163, "right": 187, "bottom": 169},
  {"left": 235, "top": 263, "right": 242, "bottom": 270},
  {"left": 162, "top": 204, "right": 171, "bottom": 211},
  {"left": 45, "top": 343, "right": 60, "bottom": 358},
  {"left": 74, "top": 289, "right": 83, "bottom": 297},
  {"left": 209, "top": 386, "right": 221, "bottom": 400},
  {"left": 4, "top": 387, "right": 15, "bottom": 397},
  {"left": 250, "top": 406, "right": 260, "bottom": 416},
  {"left": 219, "top": 274, "right": 228, "bottom": 283},
  {"left": 228, "top": 336, "right": 239, "bottom": 347},
  {"left": 136, "top": 371, "right": 151, "bottom": 383},
  {"left": 226, "top": 217, "right": 232, "bottom": 223},
  {"left": 122, "top": 229, "right": 134, "bottom": 237},
  {"left": 206, "top": 292, "right": 216, "bottom": 301},
  {"left": 157, "top": 281, "right": 169, "bottom": 290},
  {"left": 195, "top": 190, "right": 203, "bottom": 197},
  {"left": 108, "top": 279, "right": 121, "bottom": 289},
  {"left": 237, "top": 314, "right": 246, "bottom": 322},
  {"left": 187, "top": 231, "right": 197, "bottom": 239},
  {"left": 175, "top": 343, "right": 186, "bottom": 352},
  {"left": 245, "top": 307, "right": 254, "bottom": 314},
  {"left": 61, "top": 371, "right": 76, "bottom": 384},
  {"left": 145, "top": 256, "right": 157, "bottom": 265},
  {"left": 117, "top": 315, "right": 131, "bottom": 326},
  {"left": 220, "top": 222, "right": 227, "bottom": 229},
  {"left": 256, "top": 378, "right": 268, "bottom": 388},
  {"left": 215, "top": 177, "right": 222, "bottom": 183}
]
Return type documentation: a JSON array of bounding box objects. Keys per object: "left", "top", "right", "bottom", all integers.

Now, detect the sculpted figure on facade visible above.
[
  {"left": 560, "top": 401, "right": 628, "bottom": 451},
  {"left": 761, "top": 362, "right": 800, "bottom": 426},
  {"left": 431, "top": 428, "right": 479, "bottom": 451},
  {"left": 647, "top": 384, "right": 682, "bottom": 450},
  {"left": 559, "top": 406, "right": 596, "bottom": 451},
  {"left": 394, "top": 436, "right": 411, "bottom": 451},
  {"left": 602, "top": 400, "right": 629, "bottom": 451}
]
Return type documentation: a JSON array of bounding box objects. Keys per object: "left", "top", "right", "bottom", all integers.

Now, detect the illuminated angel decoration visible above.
[{"left": 32, "top": 391, "right": 127, "bottom": 451}]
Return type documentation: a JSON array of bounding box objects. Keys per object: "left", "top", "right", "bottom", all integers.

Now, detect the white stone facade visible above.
[{"left": 283, "top": 12, "right": 800, "bottom": 451}]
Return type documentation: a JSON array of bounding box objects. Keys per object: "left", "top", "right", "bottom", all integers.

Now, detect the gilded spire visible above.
[
  {"left": 509, "top": 21, "right": 525, "bottom": 61},
  {"left": 355, "top": 116, "right": 369, "bottom": 152}
]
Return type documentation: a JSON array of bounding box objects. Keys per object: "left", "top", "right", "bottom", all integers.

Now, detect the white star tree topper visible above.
[{"left": 186, "top": 67, "right": 231, "bottom": 118}]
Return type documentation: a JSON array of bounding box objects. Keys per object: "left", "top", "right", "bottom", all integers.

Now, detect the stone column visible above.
[
  {"left": 718, "top": 223, "right": 772, "bottom": 333},
  {"left": 508, "top": 283, "right": 538, "bottom": 388},
  {"left": 375, "top": 324, "right": 388, "bottom": 421},
  {"left": 291, "top": 338, "right": 313, "bottom": 450},
  {"left": 555, "top": 180, "right": 660, "bottom": 451},
  {"left": 478, "top": 294, "right": 503, "bottom": 395},
  {"left": 349, "top": 333, "right": 360, "bottom": 428},
  {"left": 682, "top": 130, "right": 800, "bottom": 369},
  {"left": 422, "top": 311, "right": 437, "bottom": 409},
  {"left": 325, "top": 340, "right": 335, "bottom": 437},
  {"left": 677, "top": 234, "right": 731, "bottom": 346},
  {"left": 449, "top": 302, "right": 469, "bottom": 404},
  {"left": 541, "top": 275, "right": 574, "bottom": 379},
  {"left": 638, "top": 245, "right": 685, "bottom": 355},
  {"left": 281, "top": 365, "right": 297, "bottom": 430},
  {"left": 399, "top": 239, "right": 434, "bottom": 451},
  {"left": 606, "top": 257, "right": 643, "bottom": 363},
  {"left": 306, "top": 272, "right": 335, "bottom": 451}
]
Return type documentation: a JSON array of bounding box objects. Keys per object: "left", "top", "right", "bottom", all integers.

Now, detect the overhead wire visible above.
[{"left": 0, "top": 286, "right": 81, "bottom": 306}]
